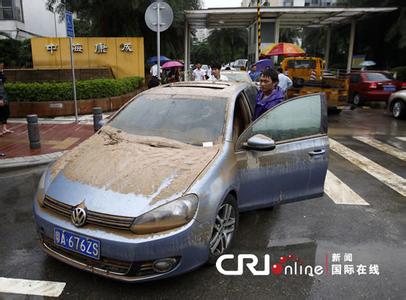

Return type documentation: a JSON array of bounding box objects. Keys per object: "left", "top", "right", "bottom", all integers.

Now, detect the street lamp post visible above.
[
  {"left": 53, "top": 9, "right": 58, "bottom": 38},
  {"left": 47, "top": 3, "right": 58, "bottom": 38},
  {"left": 63, "top": 0, "right": 78, "bottom": 123}
]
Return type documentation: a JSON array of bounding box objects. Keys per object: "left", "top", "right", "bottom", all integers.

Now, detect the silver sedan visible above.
[{"left": 33, "top": 81, "right": 328, "bottom": 282}]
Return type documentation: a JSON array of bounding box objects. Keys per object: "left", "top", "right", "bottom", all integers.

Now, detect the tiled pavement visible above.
[{"left": 0, "top": 121, "right": 94, "bottom": 169}]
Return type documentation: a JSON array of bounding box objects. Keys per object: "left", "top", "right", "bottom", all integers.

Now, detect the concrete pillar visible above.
[
  {"left": 347, "top": 19, "right": 356, "bottom": 74},
  {"left": 184, "top": 21, "right": 190, "bottom": 81},
  {"left": 274, "top": 18, "right": 280, "bottom": 65},
  {"left": 255, "top": 22, "right": 259, "bottom": 62},
  {"left": 93, "top": 107, "right": 103, "bottom": 132},
  {"left": 324, "top": 26, "right": 331, "bottom": 70},
  {"left": 26, "top": 114, "right": 41, "bottom": 149},
  {"left": 274, "top": 18, "right": 280, "bottom": 44}
]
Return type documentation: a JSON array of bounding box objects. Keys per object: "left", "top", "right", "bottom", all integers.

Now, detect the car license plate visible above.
[
  {"left": 383, "top": 85, "right": 396, "bottom": 92},
  {"left": 54, "top": 227, "right": 100, "bottom": 260}
]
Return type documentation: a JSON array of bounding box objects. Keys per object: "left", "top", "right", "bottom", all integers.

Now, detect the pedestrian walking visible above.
[
  {"left": 248, "top": 64, "right": 261, "bottom": 81},
  {"left": 277, "top": 67, "right": 292, "bottom": 93},
  {"left": 150, "top": 64, "right": 159, "bottom": 77},
  {"left": 209, "top": 63, "right": 228, "bottom": 81},
  {"left": 0, "top": 63, "right": 12, "bottom": 136},
  {"left": 192, "top": 63, "right": 206, "bottom": 81}
]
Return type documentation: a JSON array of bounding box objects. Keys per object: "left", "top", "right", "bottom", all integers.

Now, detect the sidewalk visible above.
[{"left": 0, "top": 114, "right": 110, "bottom": 170}]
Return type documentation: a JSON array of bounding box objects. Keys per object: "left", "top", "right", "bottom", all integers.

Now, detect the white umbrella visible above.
[{"left": 360, "top": 60, "right": 376, "bottom": 67}]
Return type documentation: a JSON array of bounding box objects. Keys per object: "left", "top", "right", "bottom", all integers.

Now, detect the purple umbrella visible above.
[
  {"left": 255, "top": 59, "right": 273, "bottom": 72},
  {"left": 162, "top": 61, "right": 184, "bottom": 69}
]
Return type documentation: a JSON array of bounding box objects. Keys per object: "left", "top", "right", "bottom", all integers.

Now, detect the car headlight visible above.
[
  {"left": 36, "top": 171, "right": 46, "bottom": 206},
  {"left": 130, "top": 194, "right": 198, "bottom": 234}
]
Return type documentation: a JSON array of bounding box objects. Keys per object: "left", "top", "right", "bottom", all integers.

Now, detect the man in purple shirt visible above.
[{"left": 253, "top": 68, "right": 286, "bottom": 120}]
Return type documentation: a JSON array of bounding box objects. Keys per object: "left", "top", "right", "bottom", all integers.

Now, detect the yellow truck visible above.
[{"left": 281, "top": 57, "right": 349, "bottom": 111}]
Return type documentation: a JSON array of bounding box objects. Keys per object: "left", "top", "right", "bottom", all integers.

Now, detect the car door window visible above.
[
  {"left": 232, "top": 93, "right": 252, "bottom": 141},
  {"left": 236, "top": 94, "right": 326, "bottom": 149}
]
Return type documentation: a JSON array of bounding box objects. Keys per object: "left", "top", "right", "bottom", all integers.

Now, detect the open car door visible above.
[{"left": 235, "top": 93, "right": 328, "bottom": 211}]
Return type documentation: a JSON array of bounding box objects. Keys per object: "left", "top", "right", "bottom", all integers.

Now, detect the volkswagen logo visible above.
[{"left": 71, "top": 207, "right": 87, "bottom": 227}]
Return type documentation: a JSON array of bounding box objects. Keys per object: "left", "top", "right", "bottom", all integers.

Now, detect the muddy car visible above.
[{"left": 33, "top": 81, "right": 328, "bottom": 282}]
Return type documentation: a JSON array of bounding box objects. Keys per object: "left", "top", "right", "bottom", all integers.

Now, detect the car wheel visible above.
[
  {"left": 392, "top": 100, "right": 406, "bottom": 119},
  {"left": 352, "top": 93, "right": 362, "bottom": 106},
  {"left": 207, "top": 195, "right": 239, "bottom": 265}
]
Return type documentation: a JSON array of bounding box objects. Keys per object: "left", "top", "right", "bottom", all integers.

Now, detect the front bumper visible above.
[{"left": 33, "top": 199, "right": 211, "bottom": 282}]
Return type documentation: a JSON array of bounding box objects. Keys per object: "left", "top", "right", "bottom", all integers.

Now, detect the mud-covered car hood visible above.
[{"left": 45, "top": 126, "right": 219, "bottom": 217}]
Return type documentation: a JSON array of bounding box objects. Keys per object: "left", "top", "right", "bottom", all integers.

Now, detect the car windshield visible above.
[
  {"left": 365, "top": 72, "right": 393, "bottom": 81},
  {"left": 287, "top": 60, "right": 316, "bottom": 69},
  {"left": 109, "top": 94, "right": 227, "bottom": 145}
]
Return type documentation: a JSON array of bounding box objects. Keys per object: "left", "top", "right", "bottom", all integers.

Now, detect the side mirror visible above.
[{"left": 243, "top": 134, "right": 276, "bottom": 151}]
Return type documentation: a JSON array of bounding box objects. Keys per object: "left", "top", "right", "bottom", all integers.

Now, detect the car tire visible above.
[
  {"left": 392, "top": 99, "right": 406, "bottom": 119},
  {"left": 352, "top": 93, "right": 362, "bottom": 106},
  {"left": 207, "top": 194, "right": 239, "bottom": 265}
]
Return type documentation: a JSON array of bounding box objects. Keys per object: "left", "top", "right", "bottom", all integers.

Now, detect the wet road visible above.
[{"left": 0, "top": 107, "right": 405, "bottom": 299}]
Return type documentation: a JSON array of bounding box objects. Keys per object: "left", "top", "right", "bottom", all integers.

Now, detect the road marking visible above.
[
  {"left": 396, "top": 137, "right": 406, "bottom": 142},
  {"left": 353, "top": 136, "right": 406, "bottom": 161},
  {"left": 0, "top": 277, "right": 65, "bottom": 297},
  {"left": 324, "top": 170, "right": 369, "bottom": 205},
  {"left": 329, "top": 138, "right": 406, "bottom": 197}
]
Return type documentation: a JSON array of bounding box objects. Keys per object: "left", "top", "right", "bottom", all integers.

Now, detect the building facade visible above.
[
  {"left": 0, "top": 0, "right": 66, "bottom": 39},
  {"left": 242, "top": 0, "right": 337, "bottom": 63}
]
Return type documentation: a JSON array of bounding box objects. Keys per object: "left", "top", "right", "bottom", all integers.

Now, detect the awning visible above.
[{"left": 185, "top": 7, "right": 398, "bottom": 29}]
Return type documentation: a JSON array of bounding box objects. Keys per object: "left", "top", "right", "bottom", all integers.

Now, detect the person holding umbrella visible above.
[
  {"left": 253, "top": 68, "right": 285, "bottom": 120},
  {"left": 167, "top": 67, "right": 180, "bottom": 83}
]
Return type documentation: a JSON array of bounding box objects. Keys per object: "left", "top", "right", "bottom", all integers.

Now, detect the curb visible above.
[{"left": 0, "top": 151, "right": 66, "bottom": 172}]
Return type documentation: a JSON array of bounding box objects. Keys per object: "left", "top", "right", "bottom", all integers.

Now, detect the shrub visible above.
[{"left": 5, "top": 77, "right": 143, "bottom": 102}]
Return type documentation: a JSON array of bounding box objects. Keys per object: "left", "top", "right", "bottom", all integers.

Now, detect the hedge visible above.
[{"left": 5, "top": 77, "right": 143, "bottom": 102}]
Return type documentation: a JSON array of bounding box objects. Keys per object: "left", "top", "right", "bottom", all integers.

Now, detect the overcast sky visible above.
[{"left": 203, "top": 0, "right": 242, "bottom": 8}]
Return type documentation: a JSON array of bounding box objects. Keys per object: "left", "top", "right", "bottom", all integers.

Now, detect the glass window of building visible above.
[
  {"left": 283, "top": 0, "right": 294, "bottom": 6},
  {"left": 0, "top": 0, "right": 23, "bottom": 21}
]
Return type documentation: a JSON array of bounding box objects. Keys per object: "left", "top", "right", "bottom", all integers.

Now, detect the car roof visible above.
[{"left": 142, "top": 81, "right": 250, "bottom": 99}]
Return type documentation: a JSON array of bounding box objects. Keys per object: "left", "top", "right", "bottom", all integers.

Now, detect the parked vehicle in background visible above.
[
  {"left": 232, "top": 59, "right": 248, "bottom": 71},
  {"left": 387, "top": 90, "right": 406, "bottom": 119},
  {"left": 349, "top": 71, "right": 405, "bottom": 106},
  {"left": 221, "top": 63, "right": 236, "bottom": 71},
  {"left": 222, "top": 70, "right": 253, "bottom": 83},
  {"left": 280, "top": 57, "right": 349, "bottom": 112}
]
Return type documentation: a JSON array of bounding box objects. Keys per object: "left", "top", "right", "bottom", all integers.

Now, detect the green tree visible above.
[
  {"left": 0, "top": 37, "right": 32, "bottom": 68},
  {"left": 191, "top": 40, "right": 212, "bottom": 64},
  {"left": 206, "top": 28, "right": 248, "bottom": 64},
  {"left": 331, "top": 0, "right": 406, "bottom": 68},
  {"left": 46, "top": 0, "right": 201, "bottom": 60},
  {"left": 279, "top": 28, "right": 302, "bottom": 45}
]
